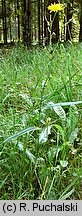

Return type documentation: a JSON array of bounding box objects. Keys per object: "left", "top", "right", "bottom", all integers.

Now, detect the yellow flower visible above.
[{"left": 47, "top": 3, "right": 64, "bottom": 13}]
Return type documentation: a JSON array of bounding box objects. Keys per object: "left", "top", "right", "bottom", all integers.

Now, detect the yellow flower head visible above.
[{"left": 47, "top": 3, "right": 64, "bottom": 13}]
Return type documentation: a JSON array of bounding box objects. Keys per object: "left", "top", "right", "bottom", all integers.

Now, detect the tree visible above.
[
  {"left": 17, "top": 0, "right": 20, "bottom": 41},
  {"left": 79, "top": 0, "right": 82, "bottom": 41},
  {"left": 66, "top": 1, "right": 73, "bottom": 41},
  {"left": 2, "top": 0, "right": 7, "bottom": 44},
  {"left": 0, "top": 0, "right": 82, "bottom": 45},
  {"left": 22, "top": 0, "right": 27, "bottom": 45}
]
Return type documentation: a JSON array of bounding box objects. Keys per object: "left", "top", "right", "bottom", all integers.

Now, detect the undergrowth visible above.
[{"left": 0, "top": 43, "right": 82, "bottom": 199}]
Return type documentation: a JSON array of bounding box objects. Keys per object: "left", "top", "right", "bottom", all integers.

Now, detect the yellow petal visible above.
[{"left": 47, "top": 3, "right": 64, "bottom": 12}]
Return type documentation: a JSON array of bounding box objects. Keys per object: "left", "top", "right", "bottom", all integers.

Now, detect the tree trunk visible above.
[
  {"left": 44, "top": 0, "right": 50, "bottom": 45},
  {"left": 17, "top": 0, "right": 20, "bottom": 41},
  {"left": 79, "top": 0, "right": 82, "bottom": 41},
  {"left": 41, "top": 0, "right": 43, "bottom": 44},
  {"left": 38, "top": 0, "right": 40, "bottom": 43},
  {"left": 9, "top": 6, "right": 12, "bottom": 41},
  {"left": 66, "top": 3, "right": 72, "bottom": 41},
  {"left": 2, "top": 0, "right": 7, "bottom": 44},
  {"left": 27, "top": 0, "right": 31, "bottom": 46},
  {"left": 23, "top": 0, "right": 27, "bottom": 45}
]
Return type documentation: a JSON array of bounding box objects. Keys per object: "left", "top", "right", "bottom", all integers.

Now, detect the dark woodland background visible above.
[{"left": 0, "top": 0, "right": 82, "bottom": 46}]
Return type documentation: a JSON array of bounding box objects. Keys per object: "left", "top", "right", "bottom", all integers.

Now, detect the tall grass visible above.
[{"left": 0, "top": 43, "right": 82, "bottom": 199}]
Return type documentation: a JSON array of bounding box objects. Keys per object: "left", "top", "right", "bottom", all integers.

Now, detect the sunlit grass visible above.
[{"left": 0, "top": 43, "right": 82, "bottom": 199}]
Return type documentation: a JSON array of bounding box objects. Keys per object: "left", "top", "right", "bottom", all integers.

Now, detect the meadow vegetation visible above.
[{"left": 0, "top": 43, "right": 82, "bottom": 199}]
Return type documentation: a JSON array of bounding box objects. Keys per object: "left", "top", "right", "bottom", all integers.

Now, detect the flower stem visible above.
[{"left": 49, "top": 12, "right": 56, "bottom": 46}]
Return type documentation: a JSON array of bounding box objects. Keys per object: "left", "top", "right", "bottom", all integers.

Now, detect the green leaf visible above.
[
  {"left": 0, "top": 175, "right": 9, "bottom": 190},
  {"left": 48, "top": 147, "right": 57, "bottom": 159},
  {"left": 19, "top": 94, "right": 33, "bottom": 106},
  {"left": 54, "top": 124, "right": 65, "bottom": 141},
  {"left": 48, "top": 146, "right": 61, "bottom": 160},
  {"left": 69, "top": 127, "right": 78, "bottom": 144},
  {"left": 3, "top": 127, "right": 39, "bottom": 143},
  {"left": 60, "top": 160, "right": 68, "bottom": 168},
  {"left": 67, "top": 105, "right": 78, "bottom": 132},
  {"left": 43, "top": 101, "right": 82, "bottom": 110},
  {"left": 53, "top": 105, "right": 66, "bottom": 120},
  {"left": 59, "top": 178, "right": 78, "bottom": 200},
  {"left": 2, "top": 93, "right": 11, "bottom": 103},
  {"left": 18, "top": 143, "right": 36, "bottom": 164},
  {"left": 59, "top": 188, "right": 75, "bottom": 200},
  {"left": 44, "top": 102, "right": 66, "bottom": 120},
  {"left": 39, "top": 125, "right": 51, "bottom": 143}
]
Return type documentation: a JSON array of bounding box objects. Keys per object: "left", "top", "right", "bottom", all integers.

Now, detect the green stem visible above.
[
  {"left": 50, "top": 13, "right": 52, "bottom": 46},
  {"left": 50, "top": 12, "right": 57, "bottom": 46}
]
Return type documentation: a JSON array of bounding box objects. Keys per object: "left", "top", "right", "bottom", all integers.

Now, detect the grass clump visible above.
[{"left": 0, "top": 43, "right": 82, "bottom": 199}]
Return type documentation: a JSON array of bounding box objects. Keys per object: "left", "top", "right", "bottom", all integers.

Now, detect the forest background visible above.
[{"left": 0, "top": 0, "right": 82, "bottom": 46}]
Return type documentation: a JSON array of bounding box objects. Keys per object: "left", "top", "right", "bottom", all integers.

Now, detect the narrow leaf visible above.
[
  {"left": 54, "top": 124, "right": 65, "bottom": 141},
  {"left": 4, "top": 127, "right": 39, "bottom": 143},
  {"left": 59, "top": 188, "right": 75, "bottom": 200},
  {"left": 19, "top": 94, "right": 33, "bottom": 106},
  {"left": 18, "top": 143, "right": 36, "bottom": 164},
  {"left": 69, "top": 128, "right": 78, "bottom": 143},
  {"left": 43, "top": 101, "right": 82, "bottom": 110},
  {"left": 59, "top": 178, "right": 78, "bottom": 199},
  {"left": 39, "top": 126, "right": 51, "bottom": 143},
  {"left": 52, "top": 104, "right": 66, "bottom": 120}
]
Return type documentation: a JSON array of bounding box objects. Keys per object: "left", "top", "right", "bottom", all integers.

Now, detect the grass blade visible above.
[
  {"left": 59, "top": 188, "right": 75, "bottom": 200},
  {"left": 43, "top": 101, "right": 82, "bottom": 110},
  {"left": 59, "top": 178, "right": 78, "bottom": 200},
  {"left": 3, "top": 127, "right": 39, "bottom": 143}
]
